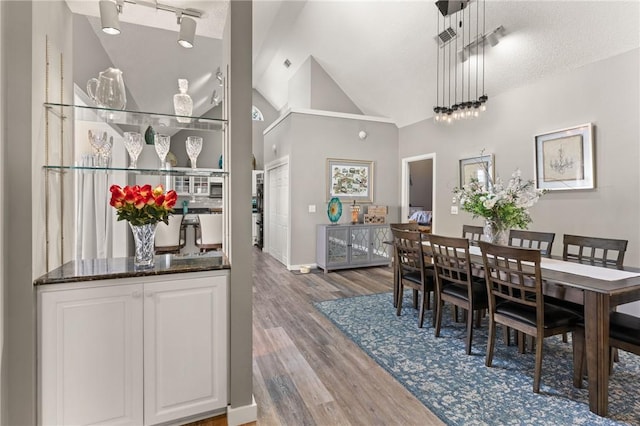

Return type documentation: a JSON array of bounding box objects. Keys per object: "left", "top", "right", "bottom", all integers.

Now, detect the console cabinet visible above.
[
  {"left": 38, "top": 271, "right": 228, "bottom": 426},
  {"left": 316, "top": 224, "right": 391, "bottom": 273}
]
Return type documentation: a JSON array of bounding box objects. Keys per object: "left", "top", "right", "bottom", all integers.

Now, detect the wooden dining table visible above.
[
  {"left": 390, "top": 236, "right": 640, "bottom": 417},
  {"left": 462, "top": 245, "right": 640, "bottom": 418}
]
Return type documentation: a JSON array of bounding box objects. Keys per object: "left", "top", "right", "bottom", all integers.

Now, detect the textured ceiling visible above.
[{"left": 252, "top": 1, "right": 640, "bottom": 128}]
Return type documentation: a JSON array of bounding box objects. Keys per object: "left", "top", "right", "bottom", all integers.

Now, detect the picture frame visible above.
[
  {"left": 534, "top": 123, "right": 594, "bottom": 191},
  {"left": 326, "top": 158, "right": 374, "bottom": 203},
  {"left": 459, "top": 154, "right": 494, "bottom": 188}
]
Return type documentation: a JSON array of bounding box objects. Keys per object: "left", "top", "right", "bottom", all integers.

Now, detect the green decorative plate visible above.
[{"left": 327, "top": 197, "right": 343, "bottom": 224}]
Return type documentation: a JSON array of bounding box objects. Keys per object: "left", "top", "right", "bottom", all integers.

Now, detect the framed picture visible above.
[
  {"left": 326, "top": 158, "right": 374, "bottom": 202},
  {"left": 459, "top": 154, "right": 494, "bottom": 188},
  {"left": 534, "top": 123, "right": 594, "bottom": 190}
]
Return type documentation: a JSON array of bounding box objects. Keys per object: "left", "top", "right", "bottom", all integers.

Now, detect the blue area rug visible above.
[{"left": 314, "top": 292, "right": 640, "bottom": 425}]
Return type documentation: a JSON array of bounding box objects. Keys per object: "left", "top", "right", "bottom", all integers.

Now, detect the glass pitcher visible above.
[{"left": 87, "top": 67, "right": 127, "bottom": 110}]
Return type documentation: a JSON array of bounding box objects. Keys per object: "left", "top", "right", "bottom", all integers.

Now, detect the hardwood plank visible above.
[{"left": 252, "top": 248, "right": 444, "bottom": 425}]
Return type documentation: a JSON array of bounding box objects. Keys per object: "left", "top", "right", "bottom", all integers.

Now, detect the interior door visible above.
[{"left": 266, "top": 162, "right": 289, "bottom": 266}]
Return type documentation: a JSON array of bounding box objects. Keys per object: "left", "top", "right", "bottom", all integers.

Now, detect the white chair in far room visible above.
[
  {"left": 154, "top": 214, "right": 185, "bottom": 254},
  {"left": 196, "top": 214, "right": 223, "bottom": 252}
]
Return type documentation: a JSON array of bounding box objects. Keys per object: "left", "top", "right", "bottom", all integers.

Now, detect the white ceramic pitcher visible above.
[{"left": 87, "top": 67, "right": 127, "bottom": 110}]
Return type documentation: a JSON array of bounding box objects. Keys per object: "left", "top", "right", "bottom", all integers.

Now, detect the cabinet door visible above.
[
  {"left": 143, "top": 275, "right": 228, "bottom": 426},
  {"left": 173, "top": 176, "right": 191, "bottom": 196},
  {"left": 326, "top": 226, "right": 350, "bottom": 267},
  {"left": 370, "top": 225, "right": 391, "bottom": 261},
  {"left": 191, "top": 176, "right": 209, "bottom": 196},
  {"left": 349, "top": 226, "right": 371, "bottom": 264},
  {"left": 39, "top": 284, "right": 144, "bottom": 426}
]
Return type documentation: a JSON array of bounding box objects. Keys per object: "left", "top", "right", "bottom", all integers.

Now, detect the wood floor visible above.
[{"left": 251, "top": 248, "right": 443, "bottom": 426}]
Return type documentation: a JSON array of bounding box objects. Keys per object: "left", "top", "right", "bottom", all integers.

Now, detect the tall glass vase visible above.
[
  {"left": 483, "top": 219, "right": 508, "bottom": 246},
  {"left": 129, "top": 223, "right": 157, "bottom": 268}
]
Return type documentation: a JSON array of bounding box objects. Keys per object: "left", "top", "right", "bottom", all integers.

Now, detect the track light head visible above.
[
  {"left": 100, "top": 0, "right": 121, "bottom": 35},
  {"left": 178, "top": 16, "right": 197, "bottom": 48}
]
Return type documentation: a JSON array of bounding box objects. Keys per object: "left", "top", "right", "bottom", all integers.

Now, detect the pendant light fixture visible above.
[{"left": 433, "top": 0, "right": 496, "bottom": 124}]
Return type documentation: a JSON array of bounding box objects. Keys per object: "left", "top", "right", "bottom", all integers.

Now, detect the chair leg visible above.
[
  {"left": 518, "top": 332, "right": 526, "bottom": 354},
  {"left": 486, "top": 319, "right": 496, "bottom": 367},
  {"left": 466, "top": 308, "right": 474, "bottom": 355},
  {"left": 396, "top": 283, "right": 404, "bottom": 317},
  {"left": 474, "top": 309, "right": 482, "bottom": 328},
  {"left": 503, "top": 326, "right": 510, "bottom": 346},
  {"left": 533, "top": 334, "right": 544, "bottom": 393},
  {"left": 434, "top": 298, "right": 444, "bottom": 337},
  {"left": 418, "top": 290, "right": 426, "bottom": 328},
  {"left": 426, "top": 291, "right": 431, "bottom": 311},
  {"left": 412, "top": 289, "right": 418, "bottom": 309},
  {"left": 562, "top": 332, "right": 568, "bottom": 343},
  {"left": 453, "top": 306, "right": 459, "bottom": 323}
]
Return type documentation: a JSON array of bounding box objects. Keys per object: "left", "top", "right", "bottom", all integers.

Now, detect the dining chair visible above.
[
  {"left": 430, "top": 234, "right": 488, "bottom": 355},
  {"left": 462, "top": 224, "right": 484, "bottom": 246},
  {"left": 572, "top": 311, "right": 640, "bottom": 388},
  {"left": 479, "top": 241, "right": 581, "bottom": 393},
  {"left": 154, "top": 214, "right": 185, "bottom": 254},
  {"left": 393, "top": 228, "right": 435, "bottom": 328},
  {"left": 196, "top": 214, "right": 223, "bottom": 252},
  {"left": 563, "top": 234, "right": 628, "bottom": 269},
  {"left": 389, "top": 223, "right": 421, "bottom": 307},
  {"left": 508, "top": 229, "right": 555, "bottom": 257}
]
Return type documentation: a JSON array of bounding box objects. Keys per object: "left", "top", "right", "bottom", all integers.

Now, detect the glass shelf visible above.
[
  {"left": 43, "top": 165, "right": 227, "bottom": 177},
  {"left": 44, "top": 102, "right": 226, "bottom": 131}
]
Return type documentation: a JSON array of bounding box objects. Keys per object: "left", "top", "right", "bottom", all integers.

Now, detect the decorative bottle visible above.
[{"left": 173, "top": 79, "right": 193, "bottom": 123}]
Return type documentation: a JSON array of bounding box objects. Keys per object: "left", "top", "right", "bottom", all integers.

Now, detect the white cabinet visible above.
[
  {"left": 172, "top": 169, "right": 215, "bottom": 197},
  {"left": 38, "top": 272, "right": 228, "bottom": 426},
  {"left": 39, "top": 283, "right": 144, "bottom": 426},
  {"left": 143, "top": 277, "right": 227, "bottom": 425}
]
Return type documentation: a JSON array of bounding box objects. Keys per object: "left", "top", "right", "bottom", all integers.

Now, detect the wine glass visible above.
[
  {"left": 88, "top": 130, "right": 107, "bottom": 166},
  {"left": 185, "top": 136, "right": 203, "bottom": 169},
  {"left": 154, "top": 134, "right": 170, "bottom": 168},
  {"left": 123, "top": 132, "right": 143, "bottom": 168}
]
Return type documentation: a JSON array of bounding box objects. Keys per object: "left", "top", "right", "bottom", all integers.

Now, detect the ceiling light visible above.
[
  {"left": 178, "top": 16, "right": 197, "bottom": 48},
  {"left": 99, "top": 0, "right": 121, "bottom": 35},
  {"left": 433, "top": 0, "right": 491, "bottom": 124}
]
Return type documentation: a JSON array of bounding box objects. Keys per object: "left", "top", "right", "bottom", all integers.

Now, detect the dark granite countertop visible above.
[{"left": 34, "top": 251, "right": 230, "bottom": 286}]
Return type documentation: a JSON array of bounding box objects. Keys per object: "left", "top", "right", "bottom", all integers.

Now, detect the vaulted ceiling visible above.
[
  {"left": 66, "top": 1, "right": 640, "bottom": 129},
  {"left": 253, "top": 1, "right": 640, "bottom": 127}
]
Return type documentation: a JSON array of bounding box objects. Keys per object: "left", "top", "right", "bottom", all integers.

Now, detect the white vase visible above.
[{"left": 173, "top": 79, "right": 193, "bottom": 123}]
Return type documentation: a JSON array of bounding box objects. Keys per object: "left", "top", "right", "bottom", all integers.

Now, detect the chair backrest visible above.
[
  {"left": 198, "top": 214, "right": 223, "bottom": 245},
  {"left": 389, "top": 222, "right": 420, "bottom": 231},
  {"left": 479, "top": 241, "right": 543, "bottom": 317},
  {"left": 508, "top": 229, "right": 555, "bottom": 257},
  {"left": 428, "top": 234, "right": 473, "bottom": 295},
  {"left": 462, "top": 225, "right": 484, "bottom": 246},
  {"left": 391, "top": 228, "right": 426, "bottom": 279},
  {"left": 562, "top": 234, "right": 628, "bottom": 269},
  {"left": 155, "top": 214, "right": 183, "bottom": 248}
]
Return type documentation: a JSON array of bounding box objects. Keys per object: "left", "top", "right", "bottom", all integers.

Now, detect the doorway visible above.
[{"left": 401, "top": 153, "right": 436, "bottom": 231}]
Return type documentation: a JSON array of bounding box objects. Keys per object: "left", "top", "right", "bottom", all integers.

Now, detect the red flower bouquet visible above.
[{"left": 109, "top": 184, "right": 177, "bottom": 226}]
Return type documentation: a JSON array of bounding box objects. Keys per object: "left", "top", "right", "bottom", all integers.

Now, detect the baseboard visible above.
[{"left": 227, "top": 395, "right": 257, "bottom": 426}]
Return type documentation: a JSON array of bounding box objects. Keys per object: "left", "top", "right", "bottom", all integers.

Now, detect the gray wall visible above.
[
  {"left": 288, "top": 56, "right": 363, "bottom": 115},
  {"left": 2, "top": 1, "right": 74, "bottom": 423},
  {"left": 399, "top": 48, "right": 640, "bottom": 298},
  {"left": 264, "top": 112, "right": 398, "bottom": 267}
]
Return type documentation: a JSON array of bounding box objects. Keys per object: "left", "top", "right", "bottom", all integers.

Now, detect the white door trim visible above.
[
  {"left": 264, "top": 156, "right": 291, "bottom": 267},
  {"left": 401, "top": 153, "right": 436, "bottom": 233}
]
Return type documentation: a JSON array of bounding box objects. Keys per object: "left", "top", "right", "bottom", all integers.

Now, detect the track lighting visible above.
[
  {"left": 99, "top": 0, "right": 202, "bottom": 49},
  {"left": 99, "top": 0, "right": 122, "bottom": 35},
  {"left": 178, "top": 15, "right": 196, "bottom": 48}
]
